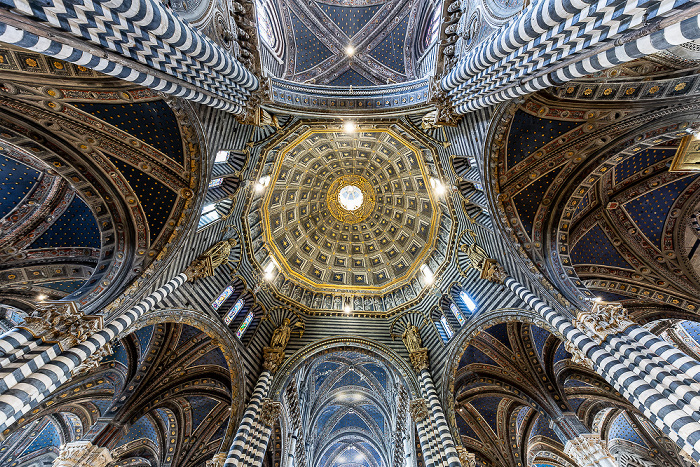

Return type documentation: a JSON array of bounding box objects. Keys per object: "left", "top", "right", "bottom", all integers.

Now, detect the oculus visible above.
[{"left": 327, "top": 175, "right": 376, "bottom": 223}]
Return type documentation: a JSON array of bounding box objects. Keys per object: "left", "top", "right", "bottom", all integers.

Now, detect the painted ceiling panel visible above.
[
  {"left": 134, "top": 325, "right": 154, "bottom": 361},
  {"left": 190, "top": 347, "right": 229, "bottom": 370},
  {"left": 608, "top": 413, "right": 648, "bottom": 447},
  {"left": 506, "top": 111, "right": 579, "bottom": 170},
  {"left": 516, "top": 406, "right": 530, "bottom": 432},
  {"left": 483, "top": 322, "right": 511, "bottom": 350},
  {"left": 552, "top": 342, "right": 571, "bottom": 363},
  {"left": 328, "top": 68, "right": 375, "bottom": 86},
  {"left": 292, "top": 12, "right": 334, "bottom": 72},
  {"left": 30, "top": 195, "right": 100, "bottom": 249},
  {"left": 569, "top": 398, "right": 585, "bottom": 411},
  {"left": 0, "top": 154, "right": 40, "bottom": 220},
  {"left": 72, "top": 101, "right": 184, "bottom": 165},
  {"left": 21, "top": 421, "right": 60, "bottom": 455},
  {"left": 457, "top": 411, "right": 480, "bottom": 440},
  {"left": 188, "top": 396, "right": 219, "bottom": 431},
  {"left": 570, "top": 224, "right": 634, "bottom": 270},
  {"left": 512, "top": 168, "right": 561, "bottom": 237},
  {"left": 369, "top": 15, "right": 408, "bottom": 74},
  {"left": 316, "top": 3, "right": 382, "bottom": 39},
  {"left": 116, "top": 415, "right": 159, "bottom": 447},
  {"left": 178, "top": 324, "right": 204, "bottom": 347},
  {"left": 614, "top": 147, "right": 675, "bottom": 185},
  {"left": 470, "top": 396, "right": 502, "bottom": 433},
  {"left": 623, "top": 175, "right": 697, "bottom": 246},
  {"left": 528, "top": 414, "right": 559, "bottom": 442},
  {"left": 37, "top": 280, "right": 86, "bottom": 294},
  {"left": 459, "top": 345, "right": 500, "bottom": 368},
  {"left": 530, "top": 325, "right": 550, "bottom": 357},
  {"left": 108, "top": 155, "right": 178, "bottom": 244}
]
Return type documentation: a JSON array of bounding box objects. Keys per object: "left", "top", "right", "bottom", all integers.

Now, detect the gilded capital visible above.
[
  {"left": 563, "top": 341, "right": 594, "bottom": 370},
  {"left": 409, "top": 399, "right": 429, "bottom": 422},
  {"left": 409, "top": 348, "right": 430, "bottom": 373},
  {"left": 261, "top": 399, "right": 282, "bottom": 427},
  {"left": 206, "top": 453, "right": 227, "bottom": 467},
  {"left": 573, "top": 302, "right": 635, "bottom": 344},
  {"left": 72, "top": 344, "right": 114, "bottom": 377},
  {"left": 262, "top": 346, "right": 285, "bottom": 374},
  {"left": 22, "top": 301, "right": 101, "bottom": 348},
  {"left": 456, "top": 446, "right": 477, "bottom": 467}
]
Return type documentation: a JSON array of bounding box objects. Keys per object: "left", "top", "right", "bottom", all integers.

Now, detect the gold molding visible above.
[
  {"left": 670, "top": 134, "right": 700, "bottom": 172},
  {"left": 259, "top": 127, "right": 440, "bottom": 293},
  {"left": 326, "top": 174, "right": 376, "bottom": 224}
]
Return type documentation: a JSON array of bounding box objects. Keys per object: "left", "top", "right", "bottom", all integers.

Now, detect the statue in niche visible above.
[
  {"left": 402, "top": 323, "right": 423, "bottom": 353},
  {"left": 270, "top": 318, "right": 304, "bottom": 350}
]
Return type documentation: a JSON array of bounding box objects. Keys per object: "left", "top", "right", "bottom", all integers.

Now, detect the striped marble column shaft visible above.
[
  {"left": 626, "top": 325, "right": 700, "bottom": 381},
  {"left": 224, "top": 371, "right": 272, "bottom": 466},
  {"left": 504, "top": 276, "right": 700, "bottom": 460},
  {"left": 419, "top": 370, "right": 461, "bottom": 467},
  {"left": 0, "top": 328, "right": 36, "bottom": 355},
  {"left": 415, "top": 417, "right": 438, "bottom": 467},
  {"left": 0, "top": 273, "right": 188, "bottom": 433}
]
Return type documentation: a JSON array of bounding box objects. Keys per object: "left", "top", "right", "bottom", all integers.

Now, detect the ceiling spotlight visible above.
[
  {"left": 37, "top": 294, "right": 47, "bottom": 301},
  {"left": 343, "top": 121, "right": 356, "bottom": 134},
  {"left": 594, "top": 296, "right": 602, "bottom": 302},
  {"left": 255, "top": 175, "right": 271, "bottom": 192},
  {"left": 420, "top": 264, "right": 434, "bottom": 286},
  {"left": 345, "top": 45, "right": 355, "bottom": 57},
  {"left": 430, "top": 177, "right": 445, "bottom": 196}
]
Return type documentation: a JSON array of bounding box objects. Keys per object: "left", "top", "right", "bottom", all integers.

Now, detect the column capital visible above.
[
  {"left": 455, "top": 446, "right": 477, "bottom": 467},
  {"left": 564, "top": 341, "right": 594, "bottom": 370},
  {"left": 462, "top": 242, "right": 507, "bottom": 284},
  {"left": 184, "top": 238, "right": 237, "bottom": 282},
  {"left": 563, "top": 434, "right": 617, "bottom": 467},
  {"left": 52, "top": 441, "right": 112, "bottom": 467},
  {"left": 262, "top": 347, "right": 285, "bottom": 373},
  {"left": 22, "top": 301, "right": 102, "bottom": 347},
  {"left": 205, "top": 452, "right": 227, "bottom": 467},
  {"left": 409, "top": 348, "right": 430, "bottom": 373},
  {"left": 423, "top": 77, "right": 460, "bottom": 128},
  {"left": 409, "top": 399, "right": 429, "bottom": 422},
  {"left": 573, "top": 302, "right": 635, "bottom": 344},
  {"left": 261, "top": 399, "right": 282, "bottom": 427},
  {"left": 72, "top": 344, "right": 114, "bottom": 377}
]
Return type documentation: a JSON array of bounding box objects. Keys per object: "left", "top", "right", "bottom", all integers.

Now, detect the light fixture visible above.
[
  {"left": 430, "top": 177, "right": 445, "bottom": 196},
  {"left": 37, "top": 294, "right": 46, "bottom": 301},
  {"left": 343, "top": 121, "right": 356, "bottom": 134},
  {"left": 263, "top": 257, "right": 277, "bottom": 281},
  {"left": 254, "top": 174, "right": 271, "bottom": 193},
  {"left": 343, "top": 297, "right": 352, "bottom": 314},
  {"left": 420, "top": 264, "right": 434, "bottom": 285},
  {"left": 345, "top": 45, "right": 355, "bottom": 56}
]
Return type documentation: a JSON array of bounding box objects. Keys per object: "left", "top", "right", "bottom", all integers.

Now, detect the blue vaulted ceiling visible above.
[
  {"left": 281, "top": 0, "right": 416, "bottom": 85},
  {"left": 0, "top": 154, "right": 40, "bottom": 220},
  {"left": 30, "top": 195, "right": 100, "bottom": 249},
  {"left": 570, "top": 224, "right": 633, "bottom": 270}
]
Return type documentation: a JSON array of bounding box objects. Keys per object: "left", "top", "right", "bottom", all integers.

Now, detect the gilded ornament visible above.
[
  {"left": 573, "top": 302, "right": 635, "bottom": 344},
  {"left": 326, "top": 174, "right": 376, "bottom": 224}
]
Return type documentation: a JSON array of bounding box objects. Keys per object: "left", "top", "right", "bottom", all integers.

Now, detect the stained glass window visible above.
[
  {"left": 215, "top": 150, "right": 229, "bottom": 163},
  {"left": 237, "top": 312, "right": 254, "bottom": 339},
  {"left": 199, "top": 203, "right": 220, "bottom": 229},
  {"left": 450, "top": 303, "right": 466, "bottom": 326},
  {"left": 223, "top": 299, "right": 244, "bottom": 325},
  {"left": 209, "top": 178, "right": 223, "bottom": 188},
  {"left": 459, "top": 290, "right": 477, "bottom": 312},
  {"left": 440, "top": 315, "right": 453, "bottom": 340},
  {"left": 212, "top": 285, "right": 233, "bottom": 310}
]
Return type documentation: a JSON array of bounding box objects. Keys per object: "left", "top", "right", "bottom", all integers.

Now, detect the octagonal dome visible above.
[{"left": 245, "top": 121, "right": 454, "bottom": 315}]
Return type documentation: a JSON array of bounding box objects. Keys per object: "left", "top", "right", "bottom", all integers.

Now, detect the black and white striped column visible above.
[
  {"left": 0, "top": 0, "right": 258, "bottom": 113},
  {"left": 0, "top": 272, "right": 188, "bottom": 433},
  {"left": 504, "top": 276, "right": 700, "bottom": 461},
  {"left": 417, "top": 370, "right": 461, "bottom": 467},
  {"left": 224, "top": 370, "right": 273, "bottom": 466}
]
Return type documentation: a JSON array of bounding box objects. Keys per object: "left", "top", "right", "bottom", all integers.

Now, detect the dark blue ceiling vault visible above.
[
  {"left": 450, "top": 321, "right": 674, "bottom": 467},
  {"left": 278, "top": 0, "right": 420, "bottom": 85},
  {"left": 493, "top": 94, "right": 700, "bottom": 314},
  {"left": 0, "top": 50, "right": 205, "bottom": 313},
  {"left": 2, "top": 322, "right": 238, "bottom": 467}
]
